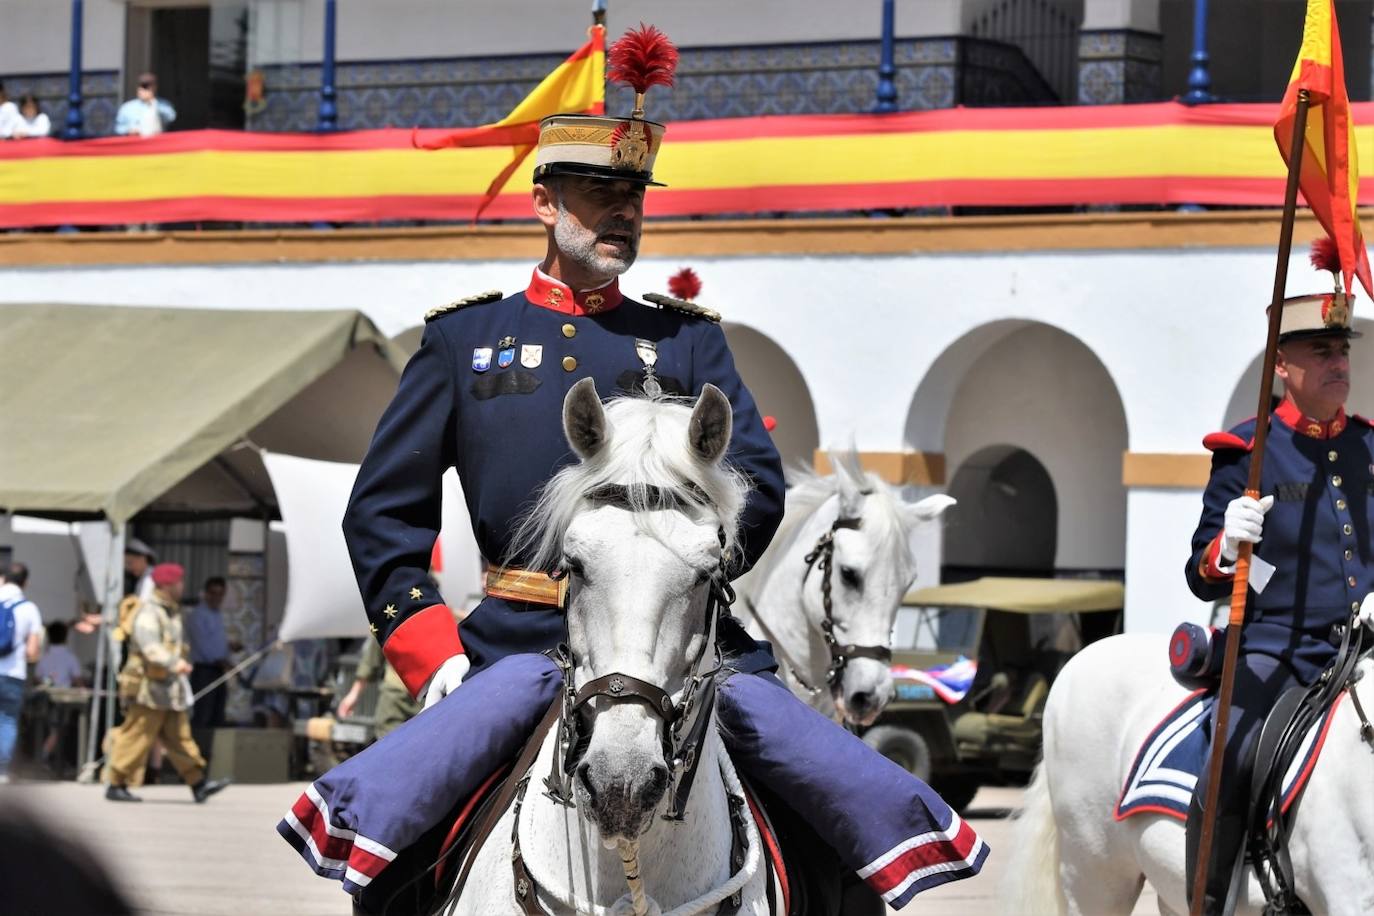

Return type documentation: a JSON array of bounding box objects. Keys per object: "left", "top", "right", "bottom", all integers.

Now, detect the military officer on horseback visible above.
[
  {"left": 298, "top": 24, "right": 986, "bottom": 916},
  {"left": 1185, "top": 243, "right": 1371, "bottom": 913}
]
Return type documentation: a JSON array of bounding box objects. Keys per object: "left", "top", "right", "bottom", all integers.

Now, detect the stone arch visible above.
[
  {"left": 721, "top": 323, "right": 820, "bottom": 470},
  {"left": 945, "top": 445, "right": 1058, "bottom": 575},
  {"left": 906, "top": 320, "right": 1129, "bottom": 573}
]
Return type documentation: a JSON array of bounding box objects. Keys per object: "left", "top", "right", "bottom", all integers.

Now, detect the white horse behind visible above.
[
  {"left": 1004, "top": 632, "right": 1374, "bottom": 915},
  {"left": 457, "top": 380, "right": 770, "bottom": 915},
  {"left": 736, "top": 452, "right": 954, "bottom": 726}
]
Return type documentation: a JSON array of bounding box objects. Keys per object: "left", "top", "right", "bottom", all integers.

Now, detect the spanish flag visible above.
[
  {"left": 1275, "top": 0, "right": 1373, "bottom": 298},
  {"left": 417, "top": 25, "right": 606, "bottom": 218}
]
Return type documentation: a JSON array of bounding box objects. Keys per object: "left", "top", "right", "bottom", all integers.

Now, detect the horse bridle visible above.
[
  {"left": 543, "top": 481, "right": 735, "bottom": 823},
  {"left": 799, "top": 512, "right": 893, "bottom": 691}
]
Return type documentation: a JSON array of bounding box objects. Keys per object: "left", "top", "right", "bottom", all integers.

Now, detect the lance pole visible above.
[{"left": 1189, "top": 88, "right": 1311, "bottom": 915}]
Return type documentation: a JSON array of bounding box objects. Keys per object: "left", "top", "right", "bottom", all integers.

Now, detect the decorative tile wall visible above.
[
  {"left": 1077, "top": 30, "right": 1163, "bottom": 105},
  {"left": 0, "top": 70, "right": 120, "bottom": 137},
  {"left": 247, "top": 36, "right": 1059, "bottom": 133}
]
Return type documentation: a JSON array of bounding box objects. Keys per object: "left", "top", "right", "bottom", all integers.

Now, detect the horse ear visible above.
[
  {"left": 688, "top": 384, "right": 732, "bottom": 465},
  {"left": 904, "top": 493, "right": 956, "bottom": 524},
  {"left": 829, "top": 448, "right": 865, "bottom": 518},
  {"left": 563, "top": 377, "right": 610, "bottom": 460}
]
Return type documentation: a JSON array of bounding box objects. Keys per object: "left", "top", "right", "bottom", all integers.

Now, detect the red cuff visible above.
[
  {"left": 382, "top": 604, "right": 464, "bottom": 697},
  {"left": 1199, "top": 534, "right": 1234, "bottom": 583}
]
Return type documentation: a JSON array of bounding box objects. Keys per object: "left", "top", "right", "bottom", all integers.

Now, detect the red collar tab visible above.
[
  {"left": 1275, "top": 398, "right": 1347, "bottom": 439},
  {"left": 526, "top": 269, "right": 623, "bottom": 316}
]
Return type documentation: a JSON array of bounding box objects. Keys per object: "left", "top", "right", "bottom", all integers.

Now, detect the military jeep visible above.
[{"left": 862, "top": 577, "right": 1123, "bottom": 812}]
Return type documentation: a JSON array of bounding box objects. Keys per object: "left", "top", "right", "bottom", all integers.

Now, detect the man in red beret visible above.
[{"left": 104, "top": 563, "right": 230, "bottom": 803}]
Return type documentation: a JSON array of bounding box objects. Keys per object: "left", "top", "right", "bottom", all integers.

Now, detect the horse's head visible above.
[
  {"left": 810, "top": 453, "right": 955, "bottom": 727},
  {"left": 515, "top": 378, "right": 746, "bottom": 842}
]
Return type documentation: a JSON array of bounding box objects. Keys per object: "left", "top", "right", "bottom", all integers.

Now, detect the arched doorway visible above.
[
  {"left": 907, "top": 321, "right": 1128, "bottom": 579},
  {"left": 944, "top": 445, "right": 1057, "bottom": 577},
  {"left": 721, "top": 323, "right": 820, "bottom": 469}
]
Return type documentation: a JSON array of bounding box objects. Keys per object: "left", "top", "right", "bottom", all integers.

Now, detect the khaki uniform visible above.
[
  {"left": 354, "top": 638, "right": 419, "bottom": 738},
  {"left": 103, "top": 591, "right": 207, "bottom": 788}
]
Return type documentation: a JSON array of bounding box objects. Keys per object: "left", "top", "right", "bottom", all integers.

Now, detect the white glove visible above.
[
  {"left": 1359, "top": 593, "right": 1374, "bottom": 630},
  {"left": 422, "top": 654, "right": 471, "bottom": 710},
  {"left": 1219, "top": 494, "right": 1274, "bottom": 564}
]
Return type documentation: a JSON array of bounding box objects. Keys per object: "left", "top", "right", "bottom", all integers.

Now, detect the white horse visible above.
[
  {"left": 456, "top": 379, "right": 770, "bottom": 915},
  {"left": 736, "top": 452, "right": 954, "bottom": 726},
  {"left": 1004, "top": 632, "right": 1374, "bottom": 915}
]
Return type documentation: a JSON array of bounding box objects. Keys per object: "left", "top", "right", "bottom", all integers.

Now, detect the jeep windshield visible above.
[{"left": 892, "top": 604, "right": 981, "bottom": 656}]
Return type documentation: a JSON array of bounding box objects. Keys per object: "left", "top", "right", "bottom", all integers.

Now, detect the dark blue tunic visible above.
[{"left": 342, "top": 274, "right": 786, "bottom": 687}]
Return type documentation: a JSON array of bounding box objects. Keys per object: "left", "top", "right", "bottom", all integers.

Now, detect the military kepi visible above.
[
  {"left": 533, "top": 24, "right": 678, "bottom": 187},
  {"left": 1271, "top": 237, "right": 1362, "bottom": 341}
]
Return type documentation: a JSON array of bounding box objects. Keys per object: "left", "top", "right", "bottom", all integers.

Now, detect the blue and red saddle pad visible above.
[{"left": 1114, "top": 689, "right": 1344, "bottom": 823}]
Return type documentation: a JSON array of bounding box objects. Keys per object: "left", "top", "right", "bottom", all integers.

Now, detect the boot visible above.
[
  {"left": 106, "top": 784, "right": 142, "bottom": 802},
  {"left": 191, "top": 777, "right": 230, "bottom": 803}
]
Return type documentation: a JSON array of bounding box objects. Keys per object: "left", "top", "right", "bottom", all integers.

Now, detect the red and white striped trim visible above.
[
  {"left": 283, "top": 783, "right": 398, "bottom": 888},
  {"left": 856, "top": 811, "right": 986, "bottom": 903}
]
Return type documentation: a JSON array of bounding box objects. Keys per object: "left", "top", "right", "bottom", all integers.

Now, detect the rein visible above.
[{"left": 800, "top": 513, "right": 892, "bottom": 691}]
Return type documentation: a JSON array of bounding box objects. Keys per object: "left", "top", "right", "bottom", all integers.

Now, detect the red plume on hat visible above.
[
  {"left": 668, "top": 267, "right": 702, "bottom": 301},
  {"left": 1310, "top": 236, "right": 1342, "bottom": 283},
  {"left": 608, "top": 24, "right": 678, "bottom": 118}
]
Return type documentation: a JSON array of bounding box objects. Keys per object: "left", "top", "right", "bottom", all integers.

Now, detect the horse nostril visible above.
[
  {"left": 850, "top": 691, "right": 873, "bottom": 713},
  {"left": 576, "top": 762, "right": 597, "bottom": 805},
  {"left": 640, "top": 764, "right": 670, "bottom": 808}
]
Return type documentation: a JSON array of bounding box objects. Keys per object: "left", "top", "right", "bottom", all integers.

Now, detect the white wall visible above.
[
  {"left": 0, "top": 0, "right": 126, "bottom": 73},
  {"left": 0, "top": 241, "right": 1320, "bottom": 637}
]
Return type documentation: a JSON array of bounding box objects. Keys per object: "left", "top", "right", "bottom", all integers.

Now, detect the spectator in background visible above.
[
  {"left": 0, "top": 563, "right": 43, "bottom": 784},
  {"left": 338, "top": 637, "right": 419, "bottom": 740},
  {"left": 114, "top": 72, "right": 175, "bottom": 137},
  {"left": 186, "top": 576, "right": 237, "bottom": 730},
  {"left": 35, "top": 622, "right": 83, "bottom": 688},
  {"left": 123, "top": 538, "right": 156, "bottom": 600},
  {"left": 0, "top": 82, "right": 18, "bottom": 138},
  {"left": 10, "top": 94, "right": 50, "bottom": 139}
]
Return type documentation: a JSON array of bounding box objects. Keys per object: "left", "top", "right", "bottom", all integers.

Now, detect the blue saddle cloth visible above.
[{"left": 1114, "top": 690, "right": 1343, "bottom": 823}]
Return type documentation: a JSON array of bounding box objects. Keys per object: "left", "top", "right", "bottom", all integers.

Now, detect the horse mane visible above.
[
  {"left": 748, "top": 455, "right": 918, "bottom": 591},
  {"left": 506, "top": 394, "right": 751, "bottom": 573}
]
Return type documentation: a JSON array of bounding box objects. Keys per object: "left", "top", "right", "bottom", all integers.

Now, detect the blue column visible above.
[
  {"left": 317, "top": 0, "right": 338, "bottom": 130},
  {"left": 873, "top": 0, "right": 898, "bottom": 113},
  {"left": 63, "top": 0, "right": 84, "bottom": 139},
  {"left": 1183, "top": 0, "right": 1213, "bottom": 104}
]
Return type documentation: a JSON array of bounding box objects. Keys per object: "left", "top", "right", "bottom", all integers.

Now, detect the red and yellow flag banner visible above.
[
  {"left": 4, "top": 101, "right": 1374, "bottom": 229},
  {"left": 1275, "top": 0, "right": 1373, "bottom": 297},
  {"left": 415, "top": 24, "right": 605, "bottom": 218}
]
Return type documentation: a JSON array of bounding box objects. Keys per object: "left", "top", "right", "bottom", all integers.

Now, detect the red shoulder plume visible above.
[
  {"left": 608, "top": 24, "right": 679, "bottom": 93},
  {"left": 668, "top": 267, "right": 702, "bottom": 301},
  {"left": 1310, "top": 236, "right": 1341, "bottom": 275}
]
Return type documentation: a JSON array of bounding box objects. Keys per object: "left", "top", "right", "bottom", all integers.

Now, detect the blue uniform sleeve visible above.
[
  {"left": 689, "top": 322, "right": 786, "bottom": 576},
  {"left": 1185, "top": 447, "right": 1250, "bottom": 602},
  {"left": 342, "top": 322, "right": 463, "bottom": 693}
]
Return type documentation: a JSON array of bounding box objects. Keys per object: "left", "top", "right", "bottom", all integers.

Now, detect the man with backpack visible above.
[{"left": 0, "top": 562, "right": 43, "bottom": 783}]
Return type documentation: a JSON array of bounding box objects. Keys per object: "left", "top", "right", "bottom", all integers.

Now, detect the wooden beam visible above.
[
  {"left": 1121, "top": 452, "right": 1211, "bottom": 488},
  {"left": 812, "top": 450, "right": 946, "bottom": 486},
  {"left": 0, "top": 209, "right": 1349, "bottom": 267}
]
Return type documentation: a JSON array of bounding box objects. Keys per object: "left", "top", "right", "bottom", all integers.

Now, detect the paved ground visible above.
[{"left": 2, "top": 781, "right": 1160, "bottom": 915}]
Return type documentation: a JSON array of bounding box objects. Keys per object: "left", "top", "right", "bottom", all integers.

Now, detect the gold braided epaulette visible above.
[
  {"left": 642, "top": 292, "right": 721, "bottom": 323},
  {"left": 425, "top": 290, "right": 503, "bottom": 322}
]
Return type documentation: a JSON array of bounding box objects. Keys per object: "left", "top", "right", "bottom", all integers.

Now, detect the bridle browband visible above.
[
  {"left": 543, "top": 478, "right": 735, "bottom": 824},
  {"left": 798, "top": 508, "right": 893, "bottom": 692}
]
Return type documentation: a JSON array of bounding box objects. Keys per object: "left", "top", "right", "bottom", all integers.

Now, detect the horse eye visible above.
[
  {"left": 839, "top": 565, "right": 863, "bottom": 591},
  {"left": 562, "top": 555, "right": 586, "bottom": 579}
]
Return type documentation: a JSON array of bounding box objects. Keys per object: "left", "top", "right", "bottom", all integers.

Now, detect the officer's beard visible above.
[{"left": 554, "top": 202, "right": 638, "bottom": 282}]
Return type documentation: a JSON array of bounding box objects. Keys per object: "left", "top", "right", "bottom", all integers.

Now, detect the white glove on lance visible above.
[
  {"left": 1219, "top": 494, "right": 1274, "bottom": 564},
  {"left": 1358, "top": 593, "right": 1374, "bottom": 630},
  {"left": 422, "top": 654, "right": 471, "bottom": 710}
]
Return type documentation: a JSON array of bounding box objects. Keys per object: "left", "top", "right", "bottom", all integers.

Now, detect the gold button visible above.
[
  {"left": 1329, "top": 450, "right": 1339, "bottom": 461},
  {"left": 562, "top": 356, "right": 577, "bottom": 372},
  {"left": 1338, "top": 499, "right": 1348, "bottom": 510},
  {"left": 1355, "top": 601, "right": 1362, "bottom": 612},
  {"left": 1344, "top": 523, "right": 1354, "bottom": 536},
  {"left": 1333, "top": 475, "right": 1343, "bottom": 487},
  {"left": 1350, "top": 576, "right": 1359, "bottom": 588},
  {"left": 562, "top": 323, "right": 576, "bottom": 338},
  {"left": 1346, "top": 548, "right": 1354, "bottom": 560}
]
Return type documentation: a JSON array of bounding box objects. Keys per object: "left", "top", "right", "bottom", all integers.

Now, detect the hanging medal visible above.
[{"left": 635, "top": 339, "right": 662, "bottom": 398}]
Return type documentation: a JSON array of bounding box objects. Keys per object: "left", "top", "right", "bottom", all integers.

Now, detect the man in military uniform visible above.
[
  {"left": 324, "top": 29, "right": 984, "bottom": 914},
  {"left": 1185, "top": 269, "right": 1369, "bottom": 911},
  {"left": 337, "top": 635, "right": 420, "bottom": 739},
  {"left": 104, "top": 563, "right": 230, "bottom": 803}
]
